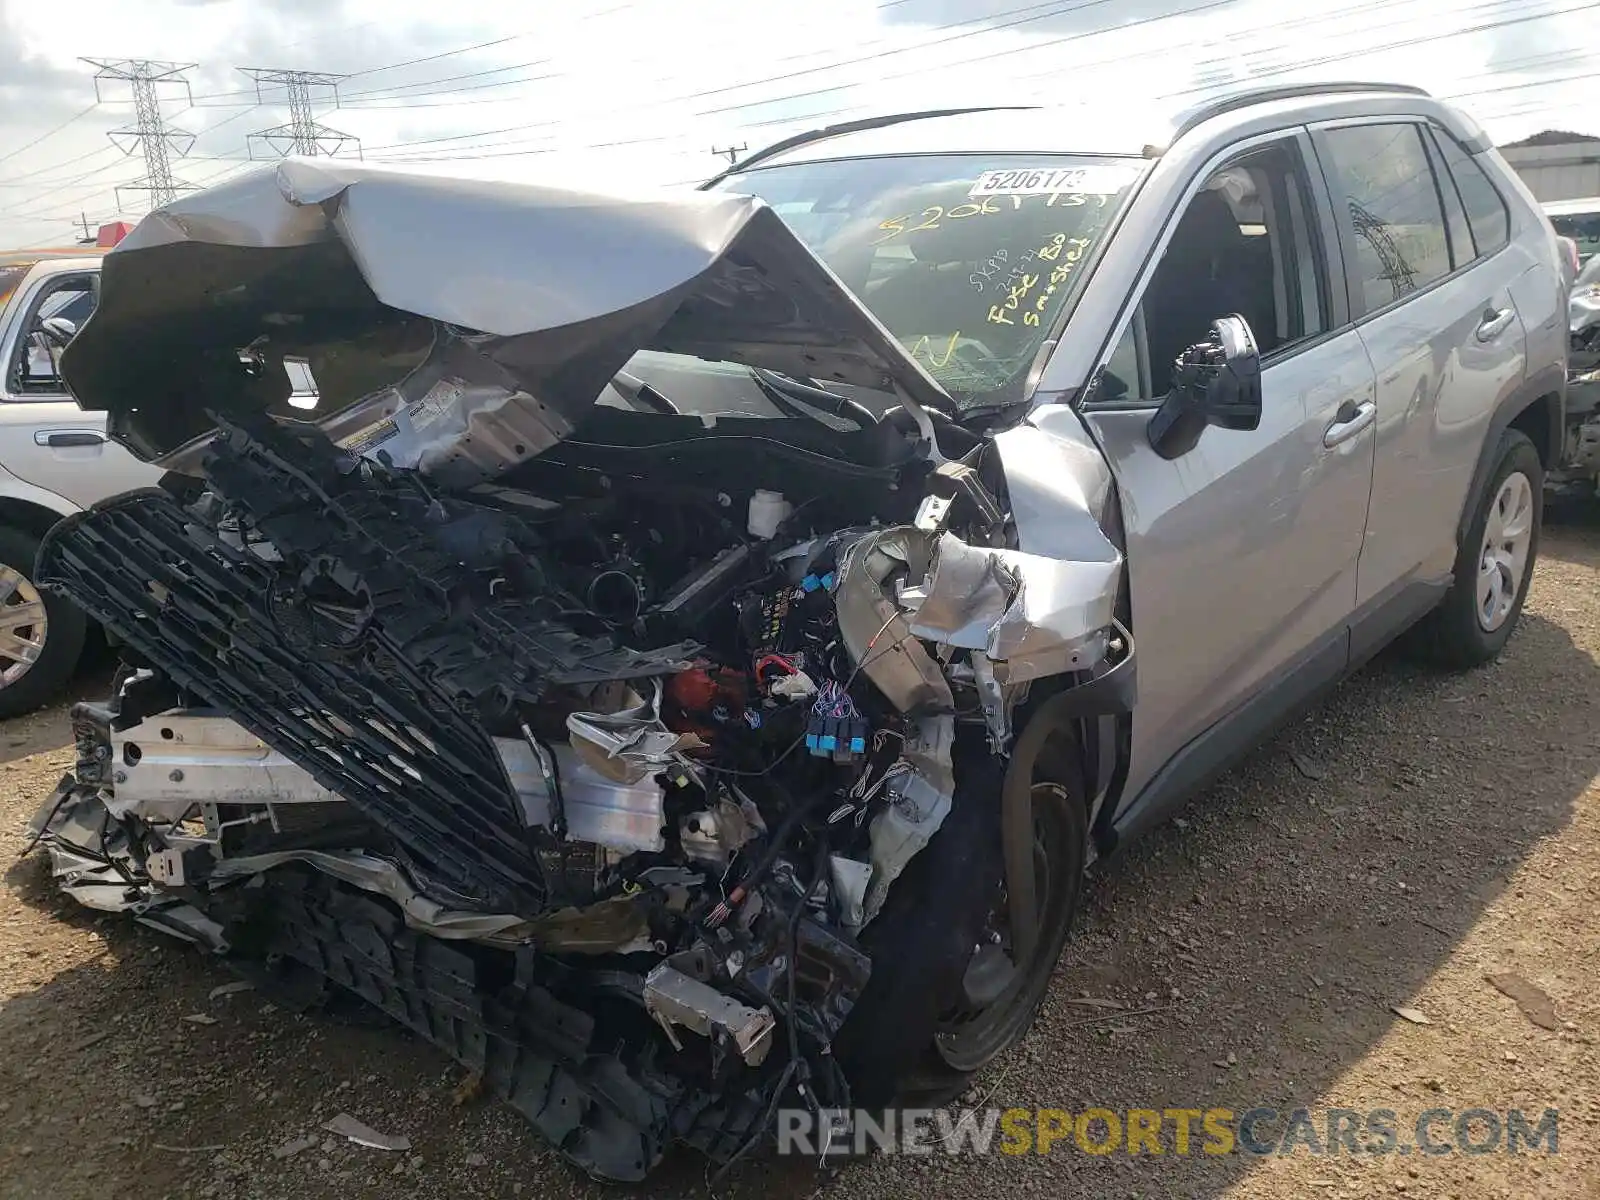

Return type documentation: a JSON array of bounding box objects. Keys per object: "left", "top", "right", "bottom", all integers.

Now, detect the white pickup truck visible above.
[{"left": 0, "top": 251, "right": 162, "bottom": 716}]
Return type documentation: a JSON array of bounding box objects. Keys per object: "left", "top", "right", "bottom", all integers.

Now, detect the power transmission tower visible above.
[
  {"left": 241, "top": 68, "right": 359, "bottom": 158},
  {"left": 80, "top": 58, "right": 197, "bottom": 209},
  {"left": 712, "top": 143, "right": 747, "bottom": 164}
]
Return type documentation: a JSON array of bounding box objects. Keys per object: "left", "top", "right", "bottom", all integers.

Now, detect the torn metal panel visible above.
[
  {"left": 324, "top": 331, "right": 586, "bottom": 487},
  {"left": 26, "top": 778, "right": 147, "bottom": 913},
  {"left": 862, "top": 715, "right": 955, "bottom": 925},
  {"left": 211, "top": 850, "right": 538, "bottom": 943},
  {"left": 526, "top": 893, "right": 656, "bottom": 955},
  {"left": 111, "top": 713, "right": 339, "bottom": 817},
  {"left": 833, "top": 529, "right": 952, "bottom": 715},
  {"left": 565, "top": 678, "right": 702, "bottom": 785},
  {"left": 61, "top": 159, "right": 953, "bottom": 468},
  {"left": 907, "top": 531, "right": 1120, "bottom": 687},
  {"left": 642, "top": 964, "right": 776, "bottom": 1067},
  {"left": 904, "top": 533, "right": 1018, "bottom": 650},
  {"left": 828, "top": 855, "right": 872, "bottom": 932}
]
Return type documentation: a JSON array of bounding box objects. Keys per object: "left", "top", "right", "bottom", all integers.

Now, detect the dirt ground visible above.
[{"left": 1, "top": 518, "right": 1597, "bottom": 1200}]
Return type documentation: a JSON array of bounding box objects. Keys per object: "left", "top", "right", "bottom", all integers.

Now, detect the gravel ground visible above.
[{"left": 1, "top": 517, "right": 1596, "bottom": 1200}]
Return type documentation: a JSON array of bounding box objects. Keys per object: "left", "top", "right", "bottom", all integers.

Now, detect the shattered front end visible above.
[{"left": 27, "top": 161, "right": 1132, "bottom": 1181}]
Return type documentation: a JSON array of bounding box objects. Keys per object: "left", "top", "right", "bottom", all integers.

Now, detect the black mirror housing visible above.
[{"left": 1145, "top": 314, "right": 1263, "bottom": 460}]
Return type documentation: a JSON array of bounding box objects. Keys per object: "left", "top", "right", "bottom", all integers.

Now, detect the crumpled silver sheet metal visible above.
[
  {"left": 906, "top": 531, "right": 1121, "bottom": 686},
  {"left": 211, "top": 850, "right": 538, "bottom": 944},
  {"left": 833, "top": 528, "right": 952, "bottom": 715},
  {"left": 61, "top": 158, "right": 953, "bottom": 469},
  {"left": 862, "top": 714, "right": 955, "bottom": 926},
  {"left": 566, "top": 678, "right": 703, "bottom": 784}
]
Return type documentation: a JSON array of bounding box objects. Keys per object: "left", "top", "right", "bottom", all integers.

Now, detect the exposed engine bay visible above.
[{"left": 26, "top": 161, "right": 1133, "bottom": 1182}]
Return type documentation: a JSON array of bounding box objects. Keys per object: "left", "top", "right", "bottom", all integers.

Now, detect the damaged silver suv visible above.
[{"left": 27, "top": 83, "right": 1564, "bottom": 1181}]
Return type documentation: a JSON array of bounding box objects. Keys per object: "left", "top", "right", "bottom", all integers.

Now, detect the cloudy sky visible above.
[{"left": 0, "top": 0, "right": 1594, "bottom": 245}]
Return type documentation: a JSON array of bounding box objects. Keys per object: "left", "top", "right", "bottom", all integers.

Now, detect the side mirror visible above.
[{"left": 1145, "top": 315, "right": 1263, "bottom": 460}]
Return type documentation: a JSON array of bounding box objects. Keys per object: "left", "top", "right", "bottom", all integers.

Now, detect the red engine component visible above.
[{"left": 664, "top": 666, "right": 750, "bottom": 744}]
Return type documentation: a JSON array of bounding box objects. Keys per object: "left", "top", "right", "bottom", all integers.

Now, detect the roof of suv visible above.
[{"left": 711, "top": 82, "right": 1486, "bottom": 179}]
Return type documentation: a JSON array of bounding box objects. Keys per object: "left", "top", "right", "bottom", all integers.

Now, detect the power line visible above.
[
  {"left": 359, "top": 0, "right": 1122, "bottom": 121},
  {"left": 0, "top": 103, "right": 101, "bottom": 168},
  {"left": 0, "top": 158, "right": 132, "bottom": 219},
  {"left": 0, "top": 143, "right": 122, "bottom": 186},
  {"left": 354, "top": 0, "right": 1133, "bottom": 158},
  {"left": 81, "top": 58, "right": 198, "bottom": 208},
  {"left": 370, "top": 0, "right": 1595, "bottom": 182},
  {"left": 1156, "top": 0, "right": 1600, "bottom": 99},
  {"left": 344, "top": 33, "right": 525, "bottom": 80},
  {"left": 363, "top": 0, "right": 1229, "bottom": 162}
]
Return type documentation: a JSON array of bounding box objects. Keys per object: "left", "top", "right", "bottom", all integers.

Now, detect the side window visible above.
[
  {"left": 1429, "top": 128, "right": 1510, "bottom": 257},
  {"left": 1322, "top": 123, "right": 1452, "bottom": 314},
  {"left": 1422, "top": 131, "right": 1474, "bottom": 269},
  {"left": 1104, "top": 138, "right": 1330, "bottom": 402},
  {"left": 5, "top": 274, "right": 96, "bottom": 397}
]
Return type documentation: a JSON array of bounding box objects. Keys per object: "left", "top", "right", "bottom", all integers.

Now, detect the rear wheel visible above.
[
  {"left": 0, "top": 526, "right": 85, "bottom": 719},
  {"left": 1407, "top": 430, "right": 1541, "bottom": 669}
]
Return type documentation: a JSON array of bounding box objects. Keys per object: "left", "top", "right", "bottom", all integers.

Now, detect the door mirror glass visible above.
[{"left": 1145, "top": 314, "right": 1263, "bottom": 459}]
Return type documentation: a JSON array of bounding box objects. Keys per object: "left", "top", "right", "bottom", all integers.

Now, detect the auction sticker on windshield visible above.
[{"left": 969, "top": 165, "right": 1141, "bottom": 198}]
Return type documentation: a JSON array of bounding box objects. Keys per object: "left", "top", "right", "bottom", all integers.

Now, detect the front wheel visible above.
[
  {"left": 0, "top": 526, "right": 86, "bottom": 719},
  {"left": 1407, "top": 429, "right": 1542, "bottom": 669},
  {"left": 834, "top": 729, "right": 1088, "bottom": 1109},
  {"left": 931, "top": 770, "right": 1087, "bottom": 1076}
]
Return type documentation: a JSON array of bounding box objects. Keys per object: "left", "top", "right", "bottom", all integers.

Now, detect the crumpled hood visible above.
[{"left": 60, "top": 159, "right": 951, "bottom": 465}]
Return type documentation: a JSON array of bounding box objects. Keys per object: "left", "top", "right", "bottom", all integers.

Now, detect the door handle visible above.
[
  {"left": 1476, "top": 306, "right": 1515, "bottom": 342},
  {"left": 1323, "top": 399, "right": 1376, "bottom": 448},
  {"left": 34, "top": 429, "right": 105, "bottom": 448}
]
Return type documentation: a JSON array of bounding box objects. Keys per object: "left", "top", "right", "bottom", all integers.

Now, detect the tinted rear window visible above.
[
  {"left": 1431, "top": 130, "right": 1510, "bottom": 257},
  {"left": 1322, "top": 123, "right": 1452, "bottom": 313}
]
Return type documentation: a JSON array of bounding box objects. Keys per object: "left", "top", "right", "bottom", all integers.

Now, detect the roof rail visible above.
[
  {"left": 700, "top": 106, "right": 1039, "bottom": 189},
  {"left": 1170, "top": 81, "right": 1432, "bottom": 144}
]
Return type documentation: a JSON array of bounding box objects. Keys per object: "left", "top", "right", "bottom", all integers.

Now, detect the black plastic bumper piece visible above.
[
  {"left": 36, "top": 487, "right": 547, "bottom": 914},
  {"left": 256, "top": 868, "right": 769, "bottom": 1181}
]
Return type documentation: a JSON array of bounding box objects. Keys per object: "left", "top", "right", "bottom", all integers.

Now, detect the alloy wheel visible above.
[
  {"left": 933, "top": 780, "right": 1078, "bottom": 1073},
  {"left": 0, "top": 564, "right": 48, "bottom": 688},
  {"left": 1476, "top": 470, "right": 1534, "bottom": 632}
]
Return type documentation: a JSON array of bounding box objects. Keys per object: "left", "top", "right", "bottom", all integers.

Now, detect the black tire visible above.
[
  {"left": 1406, "top": 429, "right": 1543, "bottom": 669},
  {"left": 0, "top": 525, "right": 86, "bottom": 719},
  {"left": 834, "top": 729, "right": 1088, "bottom": 1109}
]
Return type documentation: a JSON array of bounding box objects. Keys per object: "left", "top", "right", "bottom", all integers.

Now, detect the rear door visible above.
[
  {"left": 0, "top": 264, "right": 163, "bottom": 508},
  {"left": 1310, "top": 120, "right": 1529, "bottom": 609}
]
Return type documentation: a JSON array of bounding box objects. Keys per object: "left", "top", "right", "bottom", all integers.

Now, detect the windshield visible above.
[
  {"left": 1550, "top": 211, "right": 1600, "bottom": 262},
  {"left": 714, "top": 153, "right": 1145, "bottom": 408}
]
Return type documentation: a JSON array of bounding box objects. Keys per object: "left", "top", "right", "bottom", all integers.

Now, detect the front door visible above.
[
  {"left": 1081, "top": 130, "right": 1378, "bottom": 804},
  {"left": 0, "top": 266, "right": 163, "bottom": 508}
]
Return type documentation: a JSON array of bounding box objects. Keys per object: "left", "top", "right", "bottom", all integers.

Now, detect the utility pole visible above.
[
  {"left": 81, "top": 58, "right": 197, "bottom": 209},
  {"left": 711, "top": 143, "right": 748, "bottom": 165},
  {"left": 240, "top": 68, "right": 359, "bottom": 158}
]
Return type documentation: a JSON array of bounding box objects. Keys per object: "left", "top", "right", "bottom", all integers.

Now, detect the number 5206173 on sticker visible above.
[{"left": 968, "top": 164, "right": 1141, "bottom": 199}]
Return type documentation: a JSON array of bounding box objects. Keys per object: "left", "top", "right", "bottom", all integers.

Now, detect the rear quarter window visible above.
[{"left": 1430, "top": 129, "right": 1510, "bottom": 257}]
